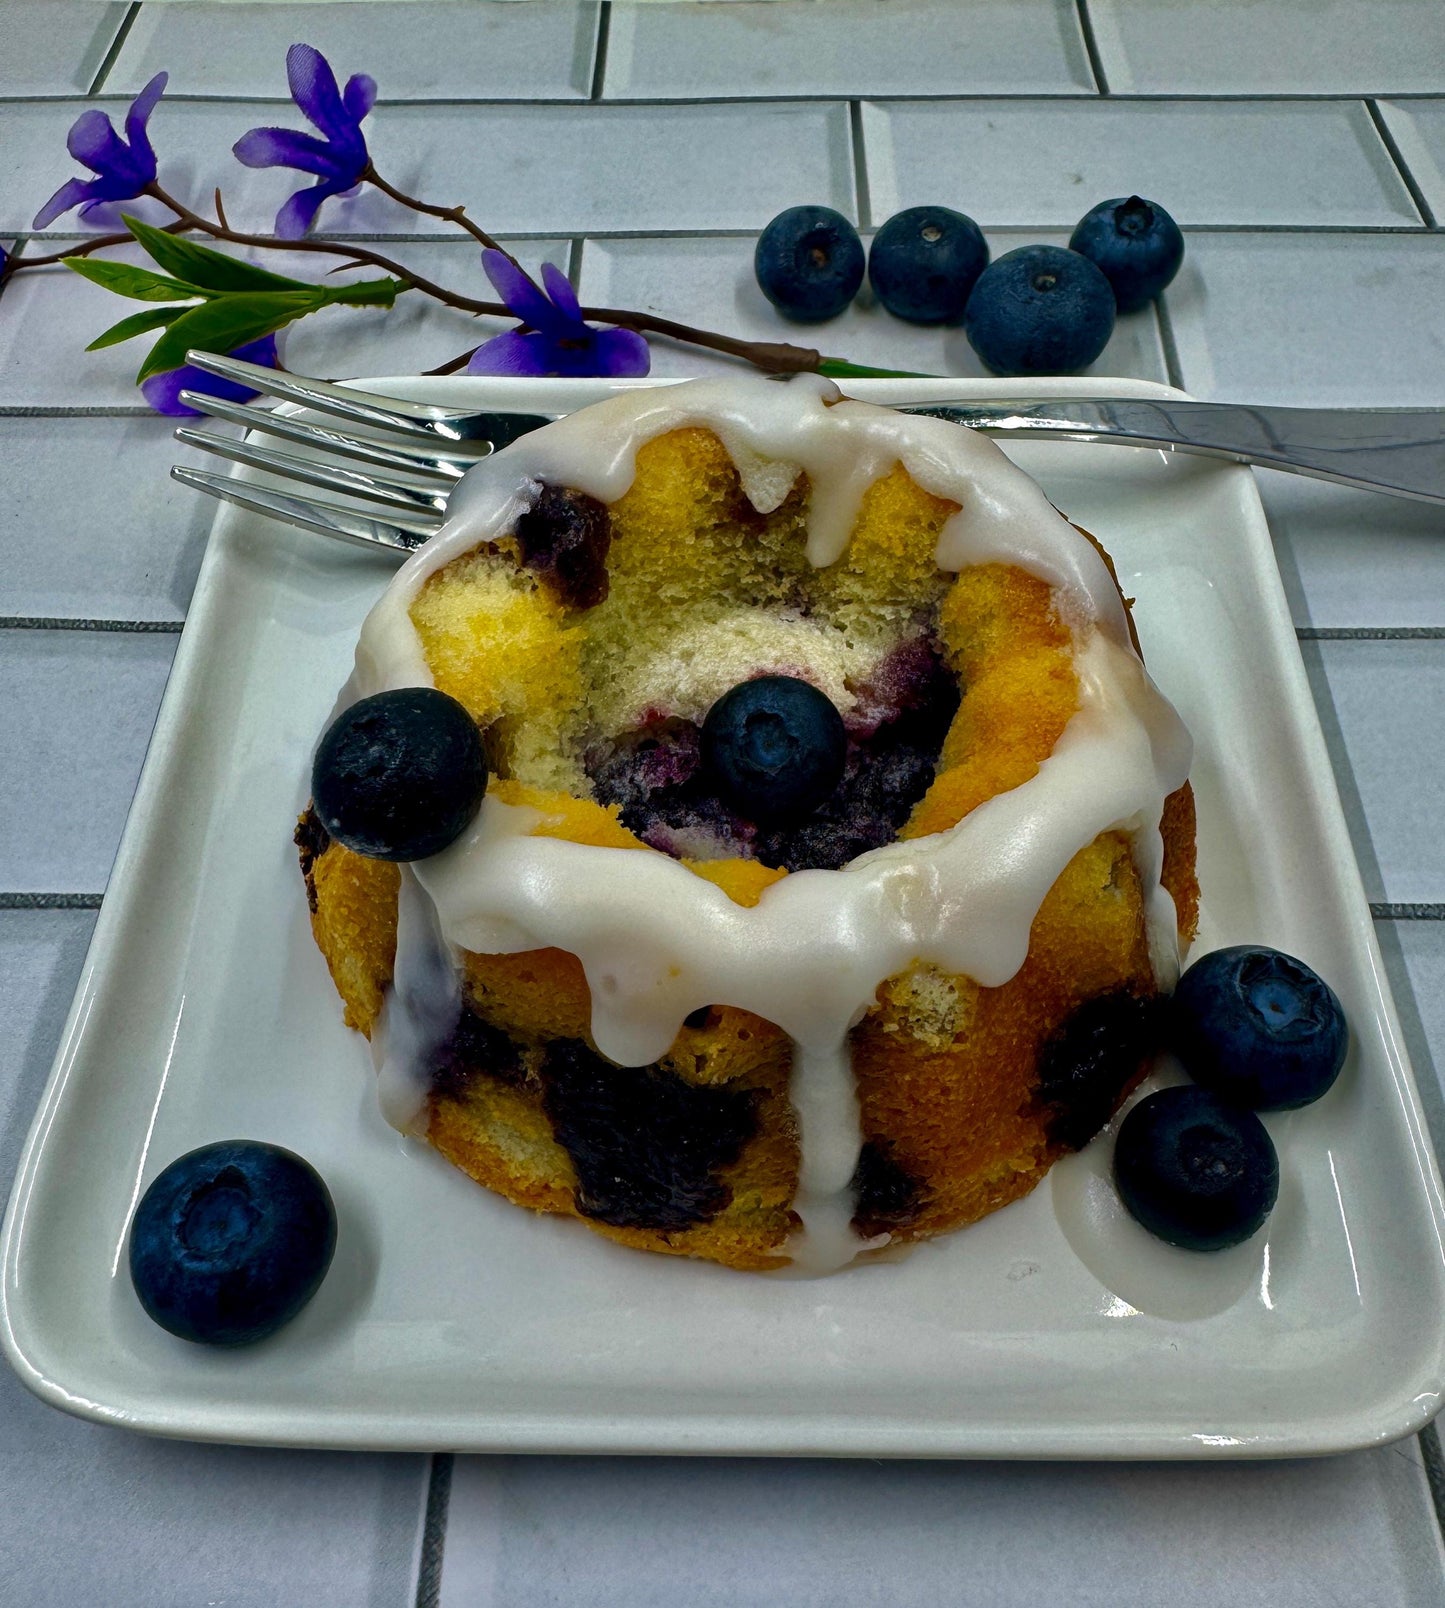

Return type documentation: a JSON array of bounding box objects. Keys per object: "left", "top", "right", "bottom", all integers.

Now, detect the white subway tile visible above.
[
  {"left": 604, "top": 0, "right": 1093, "bottom": 99},
  {"left": 0, "top": 629, "right": 178, "bottom": 894},
  {"left": 0, "top": 3, "right": 127, "bottom": 96},
  {"left": 109, "top": 2, "right": 600, "bottom": 101},
  {"left": 1087, "top": 0, "right": 1445, "bottom": 96},
  {"left": 1166, "top": 232, "right": 1445, "bottom": 406},
  {"left": 861, "top": 99, "right": 1422, "bottom": 227},
  {"left": 439, "top": 1449, "right": 1445, "bottom": 1608},
  {"left": 1305, "top": 638, "right": 1445, "bottom": 908}
]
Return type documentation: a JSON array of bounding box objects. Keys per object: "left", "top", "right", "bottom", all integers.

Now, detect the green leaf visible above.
[
  {"left": 65, "top": 257, "right": 203, "bottom": 303},
  {"left": 138, "top": 290, "right": 325, "bottom": 382},
  {"left": 123, "top": 215, "right": 313, "bottom": 294},
  {"left": 86, "top": 304, "right": 188, "bottom": 352},
  {"left": 816, "top": 358, "right": 938, "bottom": 380}
]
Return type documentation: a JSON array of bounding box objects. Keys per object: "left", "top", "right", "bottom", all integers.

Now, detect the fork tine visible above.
[
  {"left": 174, "top": 427, "right": 449, "bottom": 518},
  {"left": 184, "top": 351, "right": 551, "bottom": 446},
  {"left": 170, "top": 466, "right": 432, "bottom": 553},
  {"left": 176, "top": 392, "right": 476, "bottom": 482}
]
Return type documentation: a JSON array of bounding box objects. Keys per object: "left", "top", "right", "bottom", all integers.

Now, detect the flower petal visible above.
[
  {"left": 539, "top": 262, "right": 582, "bottom": 323},
  {"left": 66, "top": 109, "right": 128, "bottom": 175},
  {"left": 32, "top": 176, "right": 99, "bottom": 231},
  {"left": 589, "top": 325, "right": 652, "bottom": 379},
  {"left": 286, "top": 42, "right": 351, "bottom": 144},
  {"left": 465, "top": 329, "right": 552, "bottom": 377},
  {"left": 343, "top": 73, "right": 377, "bottom": 124},
  {"left": 232, "top": 126, "right": 342, "bottom": 177},
  {"left": 124, "top": 71, "right": 168, "bottom": 149},
  {"left": 274, "top": 180, "right": 338, "bottom": 240},
  {"left": 479, "top": 250, "right": 559, "bottom": 332},
  {"left": 141, "top": 334, "right": 278, "bottom": 418}
]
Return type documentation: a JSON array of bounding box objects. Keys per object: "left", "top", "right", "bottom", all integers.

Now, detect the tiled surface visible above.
[
  {"left": 0, "top": 3, "right": 126, "bottom": 97},
  {"left": 1303, "top": 639, "right": 1445, "bottom": 907},
  {"left": 0, "top": 629, "right": 176, "bottom": 894},
  {"left": 861, "top": 99, "right": 1422, "bottom": 227},
  {"left": 1378, "top": 101, "right": 1445, "bottom": 224},
  {"left": 437, "top": 1449, "right": 1445, "bottom": 1607},
  {"left": 1, "top": 98, "right": 856, "bottom": 238},
  {"left": 1087, "top": 0, "right": 1445, "bottom": 96},
  {"left": 109, "top": 1, "right": 601, "bottom": 101},
  {"left": 0, "top": 417, "right": 220, "bottom": 622},
  {"left": 577, "top": 229, "right": 1169, "bottom": 380},
  {"left": 1166, "top": 233, "right": 1445, "bottom": 407},
  {"left": 0, "top": 913, "right": 429, "bottom": 1608},
  {"left": 603, "top": 0, "right": 1095, "bottom": 99},
  {"left": 1259, "top": 477, "right": 1445, "bottom": 632},
  {"left": 5, "top": 3, "right": 1445, "bottom": 1605}
]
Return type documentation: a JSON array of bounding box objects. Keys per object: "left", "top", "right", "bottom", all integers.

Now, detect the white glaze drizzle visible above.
[{"left": 350, "top": 374, "right": 1192, "bottom": 1274}]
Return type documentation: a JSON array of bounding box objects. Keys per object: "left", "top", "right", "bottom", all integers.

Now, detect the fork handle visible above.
[{"left": 904, "top": 400, "right": 1445, "bottom": 507}]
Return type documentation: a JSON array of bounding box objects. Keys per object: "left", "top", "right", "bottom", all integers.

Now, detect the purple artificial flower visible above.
[
  {"left": 233, "top": 44, "right": 375, "bottom": 240},
  {"left": 33, "top": 73, "right": 167, "bottom": 230},
  {"left": 140, "top": 334, "right": 280, "bottom": 418},
  {"left": 468, "top": 251, "right": 650, "bottom": 379}
]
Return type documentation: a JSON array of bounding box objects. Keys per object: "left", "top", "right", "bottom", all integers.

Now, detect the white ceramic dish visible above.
[{"left": 5, "top": 375, "right": 1444, "bottom": 1458}]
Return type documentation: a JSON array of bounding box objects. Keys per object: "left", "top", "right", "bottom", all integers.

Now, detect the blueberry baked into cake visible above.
[{"left": 297, "top": 375, "right": 1198, "bottom": 1273}]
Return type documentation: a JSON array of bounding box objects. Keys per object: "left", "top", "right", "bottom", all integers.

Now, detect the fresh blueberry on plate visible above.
[
  {"left": 963, "top": 245, "right": 1116, "bottom": 376},
  {"left": 1113, "top": 1086, "right": 1279, "bottom": 1252},
  {"left": 867, "top": 205, "right": 989, "bottom": 324},
  {"left": 312, "top": 686, "right": 488, "bottom": 862},
  {"left": 754, "top": 206, "right": 865, "bottom": 323},
  {"left": 1069, "top": 196, "right": 1184, "bottom": 315},
  {"left": 129, "top": 1141, "right": 337, "bottom": 1346},
  {"left": 1171, "top": 945, "right": 1348, "bottom": 1111},
  {"left": 702, "top": 675, "right": 847, "bottom": 824}
]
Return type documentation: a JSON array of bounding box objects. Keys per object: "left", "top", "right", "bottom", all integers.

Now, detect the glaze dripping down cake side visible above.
[{"left": 298, "top": 375, "right": 1198, "bottom": 1273}]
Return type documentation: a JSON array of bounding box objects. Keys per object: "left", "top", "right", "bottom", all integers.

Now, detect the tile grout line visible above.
[
  {"left": 1419, "top": 1423, "right": 1445, "bottom": 1549},
  {"left": 1297, "top": 626, "right": 1445, "bottom": 640},
  {"left": 13, "top": 226, "right": 1442, "bottom": 252},
  {"left": 1371, "top": 903, "right": 1445, "bottom": 921},
  {"left": 20, "top": 90, "right": 1445, "bottom": 110},
  {"left": 1073, "top": 0, "right": 1111, "bottom": 96},
  {"left": 1366, "top": 100, "right": 1440, "bottom": 229},
  {"left": 87, "top": 2, "right": 142, "bottom": 98},
  {"left": 0, "top": 617, "right": 183, "bottom": 633},
  {"left": 412, "top": 1452, "right": 454, "bottom": 1608},
  {"left": 1154, "top": 294, "right": 1185, "bottom": 390},
  {"left": 0, "top": 893, "right": 104, "bottom": 911},
  {"left": 848, "top": 101, "right": 872, "bottom": 230},
  {"left": 588, "top": 1, "right": 612, "bottom": 102}
]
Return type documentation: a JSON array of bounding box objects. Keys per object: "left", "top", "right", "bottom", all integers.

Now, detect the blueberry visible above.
[
  {"left": 1113, "top": 1086, "right": 1278, "bottom": 1252},
  {"left": 963, "top": 245, "right": 1116, "bottom": 377},
  {"left": 312, "top": 687, "right": 488, "bottom": 862},
  {"left": 868, "top": 206, "right": 989, "bottom": 324},
  {"left": 701, "top": 675, "right": 847, "bottom": 825},
  {"left": 754, "top": 206, "right": 865, "bottom": 323},
  {"left": 128, "top": 1141, "right": 337, "bottom": 1346},
  {"left": 1171, "top": 945, "right": 1348, "bottom": 1111},
  {"left": 1069, "top": 196, "right": 1184, "bottom": 315}
]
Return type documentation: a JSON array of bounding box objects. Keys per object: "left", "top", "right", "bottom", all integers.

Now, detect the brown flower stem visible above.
[
  {"left": 8, "top": 184, "right": 825, "bottom": 376},
  {"left": 144, "top": 182, "right": 507, "bottom": 314},
  {"left": 361, "top": 165, "right": 508, "bottom": 256},
  {"left": 423, "top": 348, "right": 481, "bottom": 376},
  {"left": 1, "top": 218, "right": 189, "bottom": 275}
]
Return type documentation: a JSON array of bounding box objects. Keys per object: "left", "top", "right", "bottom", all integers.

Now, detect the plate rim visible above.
[{"left": 6, "top": 371, "right": 1445, "bottom": 1458}]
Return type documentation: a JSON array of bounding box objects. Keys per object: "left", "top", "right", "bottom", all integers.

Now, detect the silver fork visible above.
[{"left": 171, "top": 350, "right": 1445, "bottom": 556}]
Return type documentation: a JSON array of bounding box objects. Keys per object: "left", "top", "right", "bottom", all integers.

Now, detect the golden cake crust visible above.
[{"left": 299, "top": 421, "right": 1197, "bottom": 1270}]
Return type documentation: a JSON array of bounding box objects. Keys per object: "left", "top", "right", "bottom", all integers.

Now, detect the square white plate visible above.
[{"left": 5, "top": 375, "right": 1445, "bottom": 1458}]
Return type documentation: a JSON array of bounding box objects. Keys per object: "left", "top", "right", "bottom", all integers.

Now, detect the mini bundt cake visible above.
[{"left": 298, "top": 374, "right": 1198, "bottom": 1273}]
